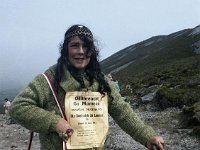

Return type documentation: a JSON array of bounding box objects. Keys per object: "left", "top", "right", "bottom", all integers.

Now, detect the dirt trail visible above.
[{"left": 1, "top": 105, "right": 200, "bottom": 150}]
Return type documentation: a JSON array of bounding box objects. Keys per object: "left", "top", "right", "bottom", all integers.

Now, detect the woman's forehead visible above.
[{"left": 68, "top": 36, "right": 84, "bottom": 44}]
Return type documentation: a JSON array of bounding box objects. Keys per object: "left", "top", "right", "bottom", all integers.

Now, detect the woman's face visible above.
[{"left": 67, "top": 36, "right": 91, "bottom": 72}]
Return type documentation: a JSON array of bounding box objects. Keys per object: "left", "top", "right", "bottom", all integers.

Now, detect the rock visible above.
[
  {"left": 10, "top": 144, "right": 17, "bottom": 148},
  {"left": 141, "top": 92, "right": 155, "bottom": 102},
  {"left": 24, "top": 140, "right": 28, "bottom": 144}
]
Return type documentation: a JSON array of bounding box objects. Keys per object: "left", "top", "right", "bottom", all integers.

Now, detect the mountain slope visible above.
[
  {"left": 101, "top": 25, "right": 200, "bottom": 102},
  {"left": 101, "top": 25, "right": 200, "bottom": 135},
  {"left": 101, "top": 25, "right": 200, "bottom": 75}
]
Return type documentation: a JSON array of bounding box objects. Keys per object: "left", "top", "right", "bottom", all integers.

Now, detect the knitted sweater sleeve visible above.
[
  {"left": 108, "top": 80, "right": 156, "bottom": 146},
  {"left": 9, "top": 74, "right": 61, "bottom": 133}
]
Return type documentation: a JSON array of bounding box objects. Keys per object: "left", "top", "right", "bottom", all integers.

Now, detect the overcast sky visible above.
[{"left": 0, "top": 0, "right": 200, "bottom": 90}]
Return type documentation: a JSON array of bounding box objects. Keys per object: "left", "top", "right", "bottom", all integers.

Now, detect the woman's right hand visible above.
[{"left": 56, "top": 118, "right": 74, "bottom": 141}]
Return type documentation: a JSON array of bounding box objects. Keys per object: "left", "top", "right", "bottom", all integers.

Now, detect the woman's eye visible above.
[{"left": 70, "top": 44, "right": 78, "bottom": 48}]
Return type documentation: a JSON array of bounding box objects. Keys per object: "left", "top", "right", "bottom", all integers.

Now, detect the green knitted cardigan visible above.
[{"left": 10, "top": 65, "right": 156, "bottom": 150}]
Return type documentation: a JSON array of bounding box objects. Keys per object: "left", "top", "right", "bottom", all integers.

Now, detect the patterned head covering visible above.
[{"left": 64, "top": 25, "right": 93, "bottom": 41}]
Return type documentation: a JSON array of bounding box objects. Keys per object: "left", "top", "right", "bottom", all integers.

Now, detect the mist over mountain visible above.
[
  {"left": 101, "top": 25, "right": 200, "bottom": 109},
  {"left": 1, "top": 25, "right": 200, "bottom": 102},
  {"left": 0, "top": 71, "right": 33, "bottom": 101},
  {"left": 101, "top": 25, "right": 200, "bottom": 75}
]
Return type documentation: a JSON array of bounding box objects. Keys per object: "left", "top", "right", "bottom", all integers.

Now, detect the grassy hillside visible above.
[
  {"left": 101, "top": 25, "right": 200, "bottom": 136},
  {"left": 118, "top": 55, "right": 200, "bottom": 105},
  {"left": 102, "top": 29, "right": 197, "bottom": 73},
  {"left": 101, "top": 26, "right": 200, "bottom": 104}
]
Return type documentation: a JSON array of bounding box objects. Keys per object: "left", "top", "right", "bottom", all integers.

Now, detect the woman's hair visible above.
[{"left": 54, "top": 24, "right": 112, "bottom": 96}]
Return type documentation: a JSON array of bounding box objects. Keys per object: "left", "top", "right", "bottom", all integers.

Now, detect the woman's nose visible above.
[{"left": 78, "top": 46, "right": 85, "bottom": 53}]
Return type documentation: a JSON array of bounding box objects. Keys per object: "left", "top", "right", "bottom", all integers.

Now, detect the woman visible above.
[{"left": 10, "top": 25, "right": 165, "bottom": 150}]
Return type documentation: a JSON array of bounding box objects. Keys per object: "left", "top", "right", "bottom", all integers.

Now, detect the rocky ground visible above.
[
  {"left": 0, "top": 102, "right": 200, "bottom": 150},
  {"left": 105, "top": 104, "right": 200, "bottom": 150},
  {"left": 0, "top": 115, "right": 39, "bottom": 150}
]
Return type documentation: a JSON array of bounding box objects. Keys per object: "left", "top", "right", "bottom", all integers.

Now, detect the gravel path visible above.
[
  {"left": 105, "top": 105, "right": 200, "bottom": 150},
  {"left": 0, "top": 105, "right": 200, "bottom": 150}
]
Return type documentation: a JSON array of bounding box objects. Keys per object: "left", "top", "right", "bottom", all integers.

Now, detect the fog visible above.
[{"left": 0, "top": 31, "right": 60, "bottom": 90}]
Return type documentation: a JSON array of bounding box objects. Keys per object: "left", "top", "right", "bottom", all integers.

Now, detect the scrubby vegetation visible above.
[
  {"left": 181, "top": 102, "right": 200, "bottom": 136},
  {"left": 156, "top": 87, "right": 197, "bottom": 108},
  {"left": 116, "top": 56, "right": 200, "bottom": 136}
]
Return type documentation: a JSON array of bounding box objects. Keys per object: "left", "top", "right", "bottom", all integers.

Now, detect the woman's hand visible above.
[
  {"left": 146, "top": 136, "right": 165, "bottom": 150},
  {"left": 55, "top": 118, "right": 74, "bottom": 141}
]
